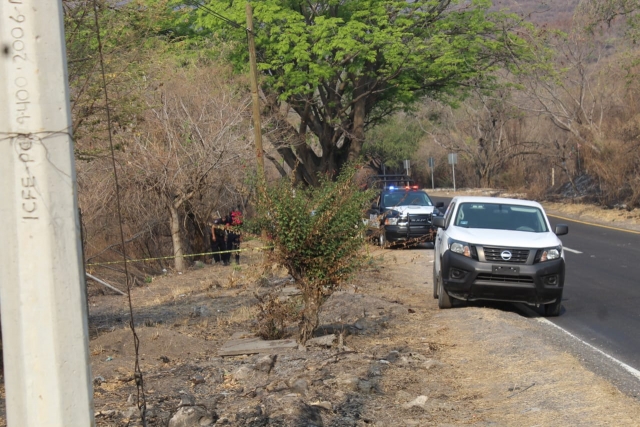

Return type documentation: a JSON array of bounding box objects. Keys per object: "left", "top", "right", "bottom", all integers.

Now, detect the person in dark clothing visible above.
[
  {"left": 218, "top": 215, "right": 231, "bottom": 266},
  {"left": 226, "top": 231, "right": 240, "bottom": 265},
  {"left": 210, "top": 218, "right": 225, "bottom": 264},
  {"left": 224, "top": 208, "right": 242, "bottom": 265}
]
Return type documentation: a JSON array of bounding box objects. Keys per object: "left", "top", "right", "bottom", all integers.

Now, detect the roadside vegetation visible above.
[
  {"left": 68, "top": 0, "right": 640, "bottom": 325},
  {"left": 52, "top": 3, "right": 640, "bottom": 423},
  {"left": 254, "top": 165, "right": 374, "bottom": 343}
]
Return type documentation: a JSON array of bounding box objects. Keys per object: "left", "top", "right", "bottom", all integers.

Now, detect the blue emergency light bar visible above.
[{"left": 386, "top": 185, "right": 419, "bottom": 190}]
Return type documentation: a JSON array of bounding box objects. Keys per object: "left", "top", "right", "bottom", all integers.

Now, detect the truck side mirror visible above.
[
  {"left": 432, "top": 217, "right": 445, "bottom": 228},
  {"left": 555, "top": 224, "right": 568, "bottom": 236},
  {"left": 436, "top": 202, "right": 444, "bottom": 208}
]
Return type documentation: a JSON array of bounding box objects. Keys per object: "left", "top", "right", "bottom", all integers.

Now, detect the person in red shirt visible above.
[{"left": 224, "top": 207, "right": 242, "bottom": 265}]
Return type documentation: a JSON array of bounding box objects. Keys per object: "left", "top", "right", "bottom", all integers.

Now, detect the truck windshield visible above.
[
  {"left": 383, "top": 192, "right": 433, "bottom": 207},
  {"left": 454, "top": 203, "right": 549, "bottom": 232}
]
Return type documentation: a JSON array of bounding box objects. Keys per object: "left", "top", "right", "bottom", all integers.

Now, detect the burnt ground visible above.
[{"left": 2, "top": 232, "right": 640, "bottom": 426}]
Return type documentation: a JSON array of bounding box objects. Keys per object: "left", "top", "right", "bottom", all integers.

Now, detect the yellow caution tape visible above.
[{"left": 86, "top": 245, "right": 274, "bottom": 267}]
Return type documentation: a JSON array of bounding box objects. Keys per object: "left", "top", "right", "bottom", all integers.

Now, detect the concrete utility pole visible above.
[{"left": 0, "top": 0, "right": 95, "bottom": 425}]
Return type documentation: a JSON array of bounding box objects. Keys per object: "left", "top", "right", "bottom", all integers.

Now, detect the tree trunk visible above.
[
  {"left": 168, "top": 202, "right": 185, "bottom": 272},
  {"left": 479, "top": 163, "right": 491, "bottom": 188},
  {"left": 320, "top": 131, "right": 340, "bottom": 179},
  {"left": 298, "top": 290, "right": 321, "bottom": 344},
  {"left": 347, "top": 84, "right": 367, "bottom": 163}
]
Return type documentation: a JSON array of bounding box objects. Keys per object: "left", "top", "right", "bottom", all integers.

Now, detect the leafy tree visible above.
[
  {"left": 189, "top": 0, "right": 533, "bottom": 185},
  {"left": 363, "top": 116, "right": 423, "bottom": 172},
  {"left": 256, "top": 165, "right": 373, "bottom": 343}
]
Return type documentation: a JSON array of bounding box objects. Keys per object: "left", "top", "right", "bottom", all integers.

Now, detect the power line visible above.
[{"left": 184, "top": 0, "right": 247, "bottom": 32}]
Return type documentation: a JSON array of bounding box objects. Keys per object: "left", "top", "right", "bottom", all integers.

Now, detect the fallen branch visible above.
[
  {"left": 507, "top": 382, "right": 536, "bottom": 398},
  {"left": 86, "top": 273, "right": 126, "bottom": 296}
]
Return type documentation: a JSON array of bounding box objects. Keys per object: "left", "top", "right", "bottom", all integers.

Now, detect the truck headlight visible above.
[
  {"left": 384, "top": 210, "right": 403, "bottom": 226},
  {"left": 448, "top": 238, "right": 471, "bottom": 258},
  {"left": 539, "top": 246, "right": 561, "bottom": 262}
]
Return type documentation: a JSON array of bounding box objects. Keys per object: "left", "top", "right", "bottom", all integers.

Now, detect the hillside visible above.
[{"left": 493, "top": 0, "right": 580, "bottom": 27}]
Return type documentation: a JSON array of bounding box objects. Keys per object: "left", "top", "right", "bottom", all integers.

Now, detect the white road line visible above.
[
  {"left": 563, "top": 247, "right": 583, "bottom": 254},
  {"left": 537, "top": 318, "right": 640, "bottom": 382}
]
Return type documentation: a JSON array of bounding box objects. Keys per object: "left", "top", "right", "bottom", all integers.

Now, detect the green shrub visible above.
[{"left": 255, "top": 165, "right": 374, "bottom": 343}]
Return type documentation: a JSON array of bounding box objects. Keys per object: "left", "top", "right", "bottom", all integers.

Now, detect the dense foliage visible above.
[{"left": 189, "top": 0, "right": 533, "bottom": 184}]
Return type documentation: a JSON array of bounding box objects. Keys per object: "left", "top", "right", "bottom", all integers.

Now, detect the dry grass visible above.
[
  {"left": 543, "top": 201, "right": 640, "bottom": 228},
  {"left": 435, "top": 306, "right": 640, "bottom": 426},
  {"left": 216, "top": 305, "right": 258, "bottom": 328}
]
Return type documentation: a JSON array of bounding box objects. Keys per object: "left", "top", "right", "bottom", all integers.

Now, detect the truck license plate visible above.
[{"left": 492, "top": 265, "right": 520, "bottom": 275}]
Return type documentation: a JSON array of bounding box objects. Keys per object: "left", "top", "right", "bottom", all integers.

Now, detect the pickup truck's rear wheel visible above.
[
  {"left": 437, "top": 272, "right": 452, "bottom": 309},
  {"left": 544, "top": 293, "right": 563, "bottom": 317}
]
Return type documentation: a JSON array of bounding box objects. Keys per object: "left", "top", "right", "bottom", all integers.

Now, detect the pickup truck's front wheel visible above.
[
  {"left": 379, "top": 228, "right": 389, "bottom": 248},
  {"left": 544, "top": 293, "right": 563, "bottom": 317},
  {"left": 437, "top": 272, "right": 452, "bottom": 309}
]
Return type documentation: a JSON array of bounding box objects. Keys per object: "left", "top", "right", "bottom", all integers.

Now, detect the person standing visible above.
[
  {"left": 225, "top": 207, "right": 242, "bottom": 265},
  {"left": 210, "top": 218, "right": 225, "bottom": 264}
]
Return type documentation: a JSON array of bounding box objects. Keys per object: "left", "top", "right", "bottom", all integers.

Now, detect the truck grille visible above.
[
  {"left": 483, "top": 247, "right": 529, "bottom": 263},
  {"left": 475, "top": 273, "right": 534, "bottom": 284},
  {"left": 408, "top": 214, "right": 431, "bottom": 225}
]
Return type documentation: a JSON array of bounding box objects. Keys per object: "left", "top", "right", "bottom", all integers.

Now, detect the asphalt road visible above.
[
  {"left": 430, "top": 196, "right": 640, "bottom": 373},
  {"left": 546, "top": 214, "right": 640, "bottom": 369}
]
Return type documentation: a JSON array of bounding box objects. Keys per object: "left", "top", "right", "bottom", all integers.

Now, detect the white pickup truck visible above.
[{"left": 432, "top": 196, "right": 568, "bottom": 316}]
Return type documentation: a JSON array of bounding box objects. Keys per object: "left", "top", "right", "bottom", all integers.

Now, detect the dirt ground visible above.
[
  {"left": 5, "top": 230, "right": 639, "bottom": 426},
  {"left": 81, "top": 239, "right": 640, "bottom": 427},
  {"left": 2, "top": 192, "right": 640, "bottom": 426}
]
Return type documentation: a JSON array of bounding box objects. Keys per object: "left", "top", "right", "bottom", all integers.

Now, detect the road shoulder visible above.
[{"left": 370, "top": 244, "right": 640, "bottom": 425}]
